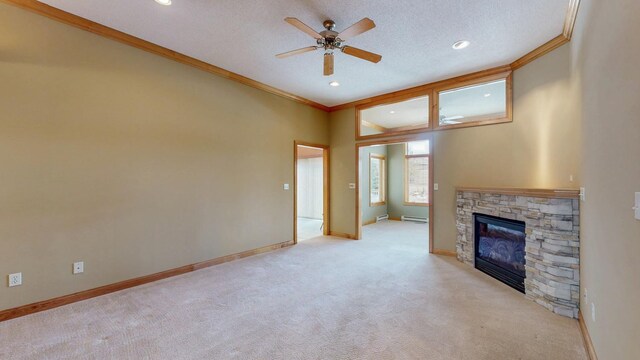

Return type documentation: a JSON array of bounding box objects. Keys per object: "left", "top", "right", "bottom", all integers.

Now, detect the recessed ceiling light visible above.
[
  {"left": 389, "top": 111, "right": 396, "bottom": 114},
  {"left": 484, "top": 93, "right": 491, "bottom": 97},
  {"left": 329, "top": 81, "right": 340, "bottom": 87},
  {"left": 452, "top": 40, "right": 470, "bottom": 50},
  {"left": 154, "top": 0, "right": 172, "bottom": 5}
]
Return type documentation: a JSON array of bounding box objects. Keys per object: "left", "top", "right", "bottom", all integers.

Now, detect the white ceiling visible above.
[{"left": 38, "top": 0, "right": 569, "bottom": 107}]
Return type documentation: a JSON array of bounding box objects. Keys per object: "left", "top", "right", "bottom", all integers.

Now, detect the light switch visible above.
[
  {"left": 634, "top": 192, "right": 640, "bottom": 220},
  {"left": 434, "top": 183, "right": 439, "bottom": 191},
  {"left": 580, "top": 187, "right": 586, "bottom": 202},
  {"left": 348, "top": 183, "right": 356, "bottom": 189},
  {"left": 283, "top": 184, "right": 289, "bottom": 190}
]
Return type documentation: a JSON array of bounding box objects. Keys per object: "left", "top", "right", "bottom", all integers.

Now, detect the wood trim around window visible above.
[
  {"left": 355, "top": 91, "right": 433, "bottom": 141},
  {"left": 369, "top": 153, "right": 386, "bottom": 207},
  {"left": 353, "top": 67, "right": 514, "bottom": 141},
  {"left": 433, "top": 71, "right": 513, "bottom": 131}
]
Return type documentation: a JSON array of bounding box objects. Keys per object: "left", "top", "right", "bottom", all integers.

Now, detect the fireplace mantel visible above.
[{"left": 455, "top": 187, "right": 580, "bottom": 199}]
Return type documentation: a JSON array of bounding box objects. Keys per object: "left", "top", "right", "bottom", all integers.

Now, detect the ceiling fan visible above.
[{"left": 276, "top": 17, "right": 382, "bottom": 76}]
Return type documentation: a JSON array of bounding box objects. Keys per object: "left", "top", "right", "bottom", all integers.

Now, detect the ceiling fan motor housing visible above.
[
  {"left": 323, "top": 20, "right": 336, "bottom": 31},
  {"left": 318, "top": 20, "right": 342, "bottom": 50}
]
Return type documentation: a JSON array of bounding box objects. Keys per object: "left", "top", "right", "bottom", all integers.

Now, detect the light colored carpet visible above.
[
  {"left": 0, "top": 221, "right": 587, "bottom": 359},
  {"left": 297, "top": 217, "right": 323, "bottom": 241}
]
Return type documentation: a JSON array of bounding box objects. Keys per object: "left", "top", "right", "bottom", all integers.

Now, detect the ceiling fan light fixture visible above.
[
  {"left": 329, "top": 81, "right": 340, "bottom": 87},
  {"left": 154, "top": 0, "right": 172, "bottom": 5},
  {"left": 452, "top": 40, "right": 470, "bottom": 50}
]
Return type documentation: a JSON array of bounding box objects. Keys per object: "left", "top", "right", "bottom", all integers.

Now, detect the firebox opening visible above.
[{"left": 474, "top": 213, "right": 526, "bottom": 293}]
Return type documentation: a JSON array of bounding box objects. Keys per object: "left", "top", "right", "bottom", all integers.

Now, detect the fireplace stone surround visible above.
[{"left": 455, "top": 187, "right": 580, "bottom": 318}]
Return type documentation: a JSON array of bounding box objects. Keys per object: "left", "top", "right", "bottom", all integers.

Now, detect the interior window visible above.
[
  {"left": 369, "top": 154, "right": 386, "bottom": 206},
  {"left": 359, "top": 95, "right": 430, "bottom": 138},
  {"left": 405, "top": 141, "right": 429, "bottom": 205},
  {"left": 438, "top": 78, "right": 508, "bottom": 128}
]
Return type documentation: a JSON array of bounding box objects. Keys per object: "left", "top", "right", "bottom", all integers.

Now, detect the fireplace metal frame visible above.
[{"left": 474, "top": 213, "right": 526, "bottom": 293}]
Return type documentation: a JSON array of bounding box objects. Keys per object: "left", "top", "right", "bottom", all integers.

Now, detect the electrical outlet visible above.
[
  {"left": 348, "top": 183, "right": 356, "bottom": 189},
  {"left": 73, "top": 261, "right": 84, "bottom": 274},
  {"left": 569, "top": 175, "right": 574, "bottom": 182},
  {"left": 283, "top": 183, "right": 289, "bottom": 190},
  {"left": 8, "top": 272, "right": 22, "bottom": 287},
  {"left": 591, "top": 303, "right": 596, "bottom": 322}
]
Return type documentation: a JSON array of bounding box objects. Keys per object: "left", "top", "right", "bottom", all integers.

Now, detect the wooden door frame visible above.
[
  {"left": 294, "top": 141, "right": 330, "bottom": 244},
  {"left": 355, "top": 134, "right": 434, "bottom": 253}
]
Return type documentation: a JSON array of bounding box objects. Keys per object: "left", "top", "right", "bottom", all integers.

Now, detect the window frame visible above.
[
  {"left": 404, "top": 143, "right": 430, "bottom": 207},
  {"left": 353, "top": 68, "right": 513, "bottom": 140},
  {"left": 356, "top": 91, "right": 433, "bottom": 140},
  {"left": 434, "top": 71, "right": 513, "bottom": 130},
  {"left": 369, "top": 153, "right": 386, "bottom": 207}
]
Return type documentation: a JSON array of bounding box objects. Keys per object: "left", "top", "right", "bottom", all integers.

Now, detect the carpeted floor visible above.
[
  {"left": 297, "top": 217, "right": 323, "bottom": 241},
  {"left": 0, "top": 221, "right": 587, "bottom": 359}
]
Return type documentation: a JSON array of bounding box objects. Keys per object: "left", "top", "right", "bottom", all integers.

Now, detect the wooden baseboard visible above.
[
  {"left": 432, "top": 249, "right": 457, "bottom": 257},
  {"left": 362, "top": 219, "right": 376, "bottom": 226},
  {"left": 578, "top": 311, "right": 598, "bottom": 360},
  {"left": 328, "top": 231, "right": 357, "bottom": 240},
  {"left": 0, "top": 240, "right": 294, "bottom": 322}
]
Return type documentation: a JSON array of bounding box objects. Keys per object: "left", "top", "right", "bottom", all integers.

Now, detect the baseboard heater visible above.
[
  {"left": 401, "top": 215, "right": 428, "bottom": 223},
  {"left": 376, "top": 214, "right": 389, "bottom": 222}
]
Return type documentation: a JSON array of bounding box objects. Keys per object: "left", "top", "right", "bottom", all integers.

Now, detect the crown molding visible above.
[
  {"left": 0, "top": 0, "right": 331, "bottom": 112},
  {"left": 563, "top": 0, "right": 581, "bottom": 40},
  {"left": 510, "top": 34, "right": 569, "bottom": 71},
  {"left": 328, "top": 1, "right": 581, "bottom": 111},
  {"left": 3, "top": 0, "right": 580, "bottom": 113}
]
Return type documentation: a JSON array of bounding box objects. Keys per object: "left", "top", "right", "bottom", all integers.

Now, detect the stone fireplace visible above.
[{"left": 456, "top": 187, "right": 580, "bottom": 318}]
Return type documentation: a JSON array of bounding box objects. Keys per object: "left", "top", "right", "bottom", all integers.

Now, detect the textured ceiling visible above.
[{"left": 37, "top": 0, "right": 569, "bottom": 107}]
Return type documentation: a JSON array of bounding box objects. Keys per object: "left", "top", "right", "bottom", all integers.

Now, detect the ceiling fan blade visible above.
[
  {"left": 276, "top": 46, "right": 318, "bottom": 59},
  {"left": 324, "top": 53, "right": 334, "bottom": 76},
  {"left": 337, "top": 18, "right": 376, "bottom": 40},
  {"left": 284, "top": 17, "right": 323, "bottom": 40},
  {"left": 342, "top": 46, "right": 382, "bottom": 63}
]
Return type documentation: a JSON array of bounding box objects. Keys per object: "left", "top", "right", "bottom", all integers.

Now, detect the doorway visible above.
[
  {"left": 294, "top": 142, "right": 329, "bottom": 243},
  {"left": 356, "top": 136, "right": 434, "bottom": 252}
]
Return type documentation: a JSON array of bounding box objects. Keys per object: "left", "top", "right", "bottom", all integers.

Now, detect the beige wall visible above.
[
  {"left": 433, "top": 43, "right": 581, "bottom": 251},
  {"left": 572, "top": 0, "right": 640, "bottom": 358},
  {"left": 328, "top": 108, "right": 357, "bottom": 237},
  {"left": 0, "top": 4, "right": 328, "bottom": 310}
]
